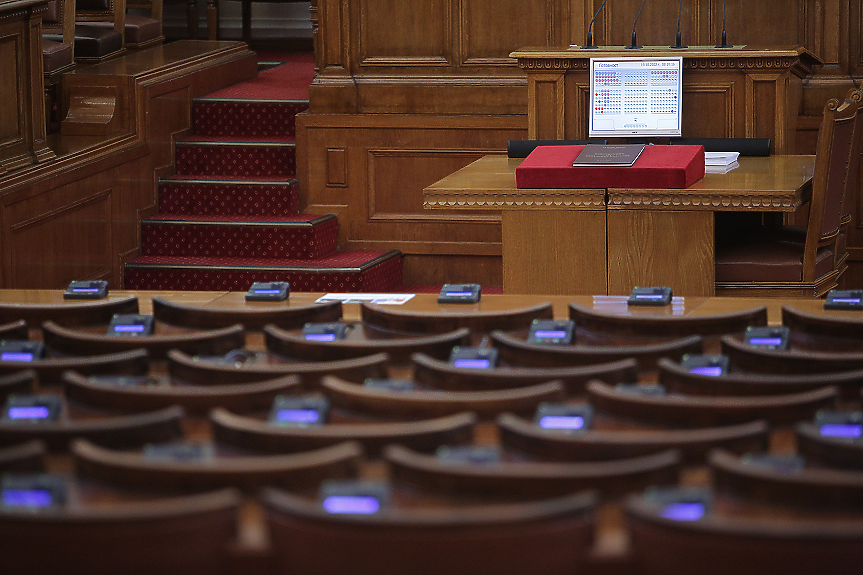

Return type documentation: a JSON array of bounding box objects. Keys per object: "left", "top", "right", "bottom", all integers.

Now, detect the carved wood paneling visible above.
[
  {"left": 357, "top": 0, "right": 451, "bottom": 67},
  {"left": 681, "top": 80, "right": 736, "bottom": 138},
  {"left": 459, "top": 0, "right": 558, "bottom": 66},
  {"left": 0, "top": 33, "right": 21, "bottom": 142}
]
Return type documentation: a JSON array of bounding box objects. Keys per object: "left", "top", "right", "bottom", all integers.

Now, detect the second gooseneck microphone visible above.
[
  {"left": 626, "top": 0, "right": 648, "bottom": 49},
  {"left": 583, "top": 0, "right": 609, "bottom": 49},
  {"left": 670, "top": 0, "right": 686, "bottom": 49}
]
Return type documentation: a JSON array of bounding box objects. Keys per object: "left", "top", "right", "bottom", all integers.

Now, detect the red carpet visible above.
[{"left": 123, "top": 54, "right": 403, "bottom": 293}]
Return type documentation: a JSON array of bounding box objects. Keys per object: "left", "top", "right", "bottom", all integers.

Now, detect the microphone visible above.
[
  {"left": 715, "top": 0, "right": 733, "bottom": 48},
  {"left": 582, "top": 0, "right": 609, "bottom": 49},
  {"left": 670, "top": 0, "right": 686, "bottom": 49},
  {"left": 626, "top": 0, "right": 648, "bottom": 49}
]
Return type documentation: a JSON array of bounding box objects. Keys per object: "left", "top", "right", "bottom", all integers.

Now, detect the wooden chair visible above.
[
  {"left": 0, "top": 370, "right": 37, "bottom": 403},
  {"left": 263, "top": 487, "right": 597, "bottom": 575},
  {"left": 0, "top": 405, "right": 184, "bottom": 451},
  {"left": 0, "top": 296, "right": 138, "bottom": 328},
  {"left": 657, "top": 357, "right": 863, "bottom": 399},
  {"left": 41, "top": 320, "right": 245, "bottom": 360},
  {"left": 384, "top": 444, "right": 681, "bottom": 499},
  {"left": 796, "top": 422, "right": 863, "bottom": 470},
  {"left": 73, "top": 438, "right": 363, "bottom": 491},
  {"left": 0, "top": 440, "right": 47, "bottom": 473},
  {"left": 122, "top": 0, "right": 165, "bottom": 48},
  {"left": 625, "top": 493, "right": 863, "bottom": 575},
  {"left": 206, "top": 0, "right": 308, "bottom": 42},
  {"left": 41, "top": 0, "right": 76, "bottom": 131},
  {"left": 62, "top": 370, "right": 302, "bottom": 414},
  {"left": 568, "top": 303, "right": 767, "bottom": 339},
  {"left": 721, "top": 335, "right": 863, "bottom": 374},
  {"left": 497, "top": 413, "right": 768, "bottom": 463},
  {"left": 490, "top": 330, "right": 703, "bottom": 370},
  {"left": 836, "top": 88, "right": 863, "bottom": 274},
  {"left": 167, "top": 349, "right": 389, "bottom": 386},
  {"left": 709, "top": 449, "right": 863, "bottom": 511},
  {"left": 152, "top": 296, "right": 342, "bottom": 330},
  {"left": 782, "top": 305, "right": 863, "bottom": 351},
  {"left": 586, "top": 380, "right": 838, "bottom": 427},
  {"left": 211, "top": 408, "right": 476, "bottom": 456},
  {"left": 321, "top": 375, "right": 565, "bottom": 420},
  {"left": 0, "top": 349, "right": 149, "bottom": 384},
  {"left": 0, "top": 488, "right": 241, "bottom": 575},
  {"left": 0, "top": 320, "right": 30, "bottom": 340},
  {"left": 72, "top": 0, "right": 127, "bottom": 62},
  {"left": 264, "top": 323, "right": 470, "bottom": 363},
  {"left": 715, "top": 98, "right": 859, "bottom": 297},
  {"left": 360, "top": 301, "right": 554, "bottom": 335},
  {"left": 412, "top": 353, "right": 639, "bottom": 395}
]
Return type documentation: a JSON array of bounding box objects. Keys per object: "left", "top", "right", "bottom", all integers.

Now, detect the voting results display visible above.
[{"left": 588, "top": 57, "right": 683, "bottom": 138}]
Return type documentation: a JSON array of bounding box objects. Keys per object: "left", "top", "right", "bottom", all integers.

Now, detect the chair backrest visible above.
[
  {"left": 0, "top": 489, "right": 240, "bottom": 575},
  {"left": 42, "top": 0, "right": 76, "bottom": 47},
  {"left": 360, "top": 301, "right": 554, "bottom": 335},
  {"left": 76, "top": 0, "right": 126, "bottom": 36},
  {"left": 720, "top": 335, "right": 863, "bottom": 374},
  {"left": 0, "top": 349, "right": 150, "bottom": 385},
  {"left": 0, "top": 370, "right": 37, "bottom": 404},
  {"left": 0, "top": 296, "right": 138, "bottom": 328},
  {"left": 796, "top": 422, "right": 863, "bottom": 470},
  {"left": 804, "top": 98, "right": 858, "bottom": 279},
  {"left": 263, "top": 487, "right": 597, "bottom": 575},
  {"left": 152, "top": 296, "right": 343, "bottom": 330},
  {"left": 0, "top": 440, "right": 46, "bottom": 473},
  {"left": 840, "top": 88, "right": 863, "bottom": 224}
]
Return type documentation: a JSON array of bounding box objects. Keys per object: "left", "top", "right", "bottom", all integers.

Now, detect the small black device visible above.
[
  {"left": 269, "top": 395, "right": 330, "bottom": 426},
  {"left": 627, "top": 286, "right": 673, "bottom": 306},
  {"left": 448, "top": 346, "right": 499, "bottom": 369},
  {"left": 824, "top": 289, "right": 863, "bottom": 310},
  {"left": 2, "top": 395, "right": 62, "bottom": 423},
  {"left": 681, "top": 354, "right": 730, "bottom": 377},
  {"left": 437, "top": 284, "right": 481, "bottom": 304},
  {"left": 814, "top": 410, "right": 863, "bottom": 440},
  {"left": 741, "top": 453, "right": 805, "bottom": 474},
  {"left": 744, "top": 326, "right": 789, "bottom": 351},
  {"left": 107, "top": 314, "right": 155, "bottom": 337},
  {"left": 302, "top": 322, "right": 349, "bottom": 342},
  {"left": 363, "top": 378, "right": 416, "bottom": 392},
  {"left": 0, "top": 341, "right": 44, "bottom": 362},
  {"left": 319, "top": 480, "right": 390, "bottom": 515},
  {"left": 245, "top": 282, "right": 290, "bottom": 302},
  {"left": 614, "top": 383, "right": 666, "bottom": 396},
  {"left": 527, "top": 319, "right": 575, "bottom": 344},
  {"left": 144, "top": 442, "right": 216, "bottom": 461},
  {"left": 196, "top": 349, "right": 261, "bottom": 365},
  {"left": 645, "top": 486, "right": 712, "bottom": 522},
  {"left": 63, "top": 280, "right": 108, "bottom": 300},
  {"left": 1, "top": 474, "right": 67, "bottom": 509},
  {"left": 534, "top": 403, "right": 593, "bottom": 432},
  {"left": 436, "top": 445, "right": 502, "bottom": 464}
]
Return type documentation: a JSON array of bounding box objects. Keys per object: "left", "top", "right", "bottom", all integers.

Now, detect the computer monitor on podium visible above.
[{"left": 588, "top": 56, "right": 683, "bottom": 139}]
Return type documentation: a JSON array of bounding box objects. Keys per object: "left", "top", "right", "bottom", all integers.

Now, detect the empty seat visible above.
[
  {"left": 586, "top": 381, "right": 838, "bottom": 427},
  {"left": 62, "top": 371, "right": 302, "bottom": 414},
  {"left": 0, "top": 349, "right": 149, "bottom": 384},
  {"left": 263, "top": 487, "right": 597, "bottom": 575},
  {"left": 42, "top": 321, "right": 245, "bottom": 360},
  {"left": 0, "top": 370, "right": 37, "bottom": 403},
  {"left": 360, "top": 301, "right": 554, "bottom": 335},
  {"left": 167, "top": 349, "right": 389, "bottom": 386},
  {"left": 152, "top": 296, "right": 343, "bottom": 330},
  {"left": 211, "top": 408, "right": 476, "bottom": 456},
  {"left": 0, "top": 440, "right": 46, "bottom": 473},
  {"left": 0, "top": 320, "right": 29, "bottom": 340},
  {"left": 0, "top": 488, "right": 241, "bottom": 575},
  {"left": 497, "top": 413, "right": 768, "bottom": 463},
  {"left": 73, "top": 438, "right": 363, "bottom": 491},
  {"left": 721, "top": 335, "right": 863, "bottom": 374},
  {"left": 321, "top": 375, "right": 565, "bottom": 420},
  {"left": 385, "top": 444, "right": 681, "bottom": 499},
  {"left": 782, "top": 305, "right": 863, "bottom": 350},
  {"left": 412, "top": 353, "right": 638, "bottom": 394},
  {"left": 0, "top": 296, "right": 138, "bottom": 328},
  {"left": 264, "top": 323, "right": 470, "bottom": 363},
  {"left": 796, "top": 422, "right": 863, "bottom": 470},
  {"left": 625, "top": 492, "right": 863, "bottom": 575}
]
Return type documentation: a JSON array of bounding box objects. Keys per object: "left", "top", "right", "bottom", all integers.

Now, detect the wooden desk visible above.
[{"left": 424, "top": 155, "right": 816, "bottom": 297}]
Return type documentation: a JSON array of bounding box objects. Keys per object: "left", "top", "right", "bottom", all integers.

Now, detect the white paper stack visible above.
[{"left": 704, "top": 151, "right": 740, "bottom": 166}]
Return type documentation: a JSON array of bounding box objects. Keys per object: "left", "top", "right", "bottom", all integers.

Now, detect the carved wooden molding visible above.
[
  {"left": 424, "top": 191, "right": 606, "bottom": 210},
  {"left": 607, "top": 192, "right": 802, "bottom": 211}
]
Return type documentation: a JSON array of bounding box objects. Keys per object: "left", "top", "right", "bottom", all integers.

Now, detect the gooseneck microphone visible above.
[
  {"left": 715, "top": 0, "right": 733, "bottom": 48},
  {"left": 626, "top": 0, "right": 648, "bottom": 49},
  {"left": 582, "top": 0, "right": 609, "bottom": 49},
  {"left": 670, "top": 0, "right": 686, "bottom": 49}
]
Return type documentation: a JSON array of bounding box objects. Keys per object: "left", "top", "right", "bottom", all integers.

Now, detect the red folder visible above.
[{"left": 515, "top": 145, "right": 705, "bottom": 189}]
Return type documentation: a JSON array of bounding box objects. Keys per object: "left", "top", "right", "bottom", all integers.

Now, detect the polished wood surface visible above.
[{"left": 425, "top": 155, "right": 816, "bottom": 296}]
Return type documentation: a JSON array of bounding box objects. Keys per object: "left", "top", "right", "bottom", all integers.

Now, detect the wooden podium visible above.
[{"left": 509, "top": 46, "right": 820, "bottom": 154}]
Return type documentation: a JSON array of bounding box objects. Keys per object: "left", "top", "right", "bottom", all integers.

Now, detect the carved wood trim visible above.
[
  {"left": 607, "top": 191, "right": 803, "bottom": 211},
  {"left": 424, "top": 190, "right": 607, "bottom": 211}
]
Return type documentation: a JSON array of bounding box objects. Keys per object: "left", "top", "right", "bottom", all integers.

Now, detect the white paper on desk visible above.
[
  {"left": 705, "top": 161, "right": 740, "bottom": 174},
  {"left": 315, "top": 293, "right": 416, "bottom": 305},
  {"left": 704, "top": 151, "right": 740, "bottom": 166}
]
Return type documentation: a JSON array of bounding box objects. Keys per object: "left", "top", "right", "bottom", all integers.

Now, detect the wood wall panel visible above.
[
  {"left": 0, "top": 35, "right": 20, "bottom": 142},
  {"left": 357, "top": 0, "right": 451, "bottom": 65},
  {"left": 680, "top": 80, "right": 736, "bottom": 138},
  {"left": 460, "top": 0, "right": 558, "bottom": 66},
  {"left": 600, "top": 1, "right": 696, "bottom": 49}
]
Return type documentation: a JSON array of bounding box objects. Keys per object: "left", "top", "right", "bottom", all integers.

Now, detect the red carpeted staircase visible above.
[{"left": 124, "top": 54, "right": 403, "bottom": 293}]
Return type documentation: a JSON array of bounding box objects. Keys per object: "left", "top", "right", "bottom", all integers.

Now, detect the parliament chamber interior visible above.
[{"left": 1, "top": 0, "right": 863, "bottom": 573}]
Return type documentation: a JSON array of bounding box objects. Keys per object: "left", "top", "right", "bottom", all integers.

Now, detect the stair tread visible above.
[
  {"left": 127, "top": 251, "right": 402, "bottom": 271},
  {"left": 142, "top": 214, "right": 334, "bottom": 225},
  {"left": 177, "top": 135, "right": 297, "bottom": 145},
  {"left": 160, "top": 175, "right": 298, "bottom": 185}
]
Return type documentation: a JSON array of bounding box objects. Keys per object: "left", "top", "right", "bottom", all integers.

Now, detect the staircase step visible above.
[
  {"left": 124, "top": 250, "right": 404, "bottom": 293},
  {"left": 158, "top": 176, "right": 299, "bottom": 217},
  {"left": 140, "top": 214, "right": 338, "bottom": 259},
  {"left": 192, "top": 99, "right": 309, "bottom": 138},
  {"left": 174, "top": 136, "right": 296, "bottom": 178}
]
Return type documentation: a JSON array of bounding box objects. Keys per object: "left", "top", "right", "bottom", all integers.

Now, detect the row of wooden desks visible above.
[{"left": 424, "top": 155, "right": 815, "bottom": 297}]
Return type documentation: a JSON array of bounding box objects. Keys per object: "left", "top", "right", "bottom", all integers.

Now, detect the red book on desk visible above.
[{"left": 515, "top": 145, "right": 705, "bottom": 189}]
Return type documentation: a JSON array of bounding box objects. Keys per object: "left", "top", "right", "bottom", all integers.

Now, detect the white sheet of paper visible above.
[{"left": 315, "top": 293, "right": 416, "bottom": 305}]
